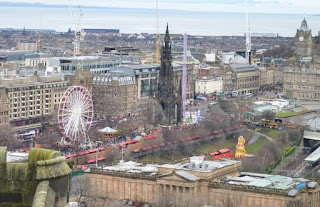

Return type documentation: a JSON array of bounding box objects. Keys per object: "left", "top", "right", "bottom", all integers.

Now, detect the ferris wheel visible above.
[{"left": 58, "top": 86, "right": 93, "bottom": 143}]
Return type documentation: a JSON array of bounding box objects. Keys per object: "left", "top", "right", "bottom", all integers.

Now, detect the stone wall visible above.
[
  {"left": 86, "top": 169, "right": 320, "bottom": 207},
  {"left": 88, "top": 173, "right": 158, "bottom": 203}
]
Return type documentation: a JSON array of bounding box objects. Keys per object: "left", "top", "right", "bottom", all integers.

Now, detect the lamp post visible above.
[{"left": 96, "top": 149, "right": 99, "bottom": 168}]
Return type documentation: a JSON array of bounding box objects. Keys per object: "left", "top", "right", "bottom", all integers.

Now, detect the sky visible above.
[{"left": 0, "top": 0, "right": 319, "bottom": 14}]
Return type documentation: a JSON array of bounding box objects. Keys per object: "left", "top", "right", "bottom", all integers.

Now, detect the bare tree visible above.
[
  {"left": 103, "top": 145, "right": 121, "bottom": 164},
  {"left": 70, "top": 176, "right": 90, "bottom": 206},
  {"left": 261, "top": 110, "right": 275, "bottom": 121},
  {"left": 130, "top": 98, "right": 164, "bottom": 132},
  {"left": 0, "top": 124, "right": 23, "bottom": 150},
  {"left": 203, "top": 106, "right": 231, "bottom": 133},
  {"left": 70, "top": 175, "right": 123, "bottom": 207},
  {"left": 35, "top": 126, "right": 61, "bottom": 149}
]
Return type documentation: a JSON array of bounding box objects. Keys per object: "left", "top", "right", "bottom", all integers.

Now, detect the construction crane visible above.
[
  {"left": 68, "top": 0, "right": 86, "bottom": 56},
  {"left": 155, "top": 0, "right": 160, "bottom": 64}
]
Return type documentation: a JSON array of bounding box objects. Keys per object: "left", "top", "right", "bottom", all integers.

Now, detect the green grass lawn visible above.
[
  {"left": 275, "top": 112, "right": 298, "bottom": 118},
  {"left": 195, "top": 139, "right": 237, "bottom": 155},
  {"left": 246, "top": 136, "right": 269, "bottom": 154},
  {"left": 275, "top": 111, "right": 312, "bottom": 118},
  {"left": 267, "top": 129, "right": 279, "bottom": 140},
  {"left": 141, "top": 154, "right": 183, "bottom": 164}
]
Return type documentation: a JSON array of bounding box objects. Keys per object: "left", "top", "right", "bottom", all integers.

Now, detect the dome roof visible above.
[
  {"left": 230, "top": 55, "right": 249, "bottom": 65},
  {"left": 300, "top": 18, "right": 309, "bottom": 32}
]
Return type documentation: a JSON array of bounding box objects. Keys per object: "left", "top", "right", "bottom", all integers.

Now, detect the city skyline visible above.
[{"left": 0, "top": 0, "right": 319, "bottom": 14}]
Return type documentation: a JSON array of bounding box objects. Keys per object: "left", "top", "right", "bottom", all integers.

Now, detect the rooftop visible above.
[
  {"left": 159, "top": 156, "right": 240, "bottom": 172},
  {"left": 219, "top": 172, "right": 317, "bottom": 195},
  {"left": 231, "top": 64, "right": 258, "bottom": 73},
  {"left": 305, "top": 146, "right": 320, "bottom": 163}
]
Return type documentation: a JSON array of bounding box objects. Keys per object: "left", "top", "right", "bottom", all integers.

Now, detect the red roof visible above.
[
  {"left": 144, "top": 134, "right": 157, "bottom": 140},
  {"left": 219, "top": 149, "right": 230, "bottom": 153},
  {"left": 86, "top": 159, "right": 95, "bottom": 164},
  {"left": 144, "top": 136, "right": 151, "bottom": 140},
  {"left": 133, "top": 149, "right": 140, "bottom": 153},
  {"left": 127, "top": 140, "right": 136, "bottom": 144},
  {"left": 97, "top": 157, "right": 105, "bottom": 161},
  {"left": 78, "top": 151, "right": 90, "bottom": 155},
  {"left": 88, "top": 148, "right": 98, "bottom": 153},
  {"left": 153, "top": 145, "right": 159, "bottom": 148},
  {"left": 65, "top": 153, "right": 77, "bottom": 158},
  {"left": 160, "top": 143, "right": 166, "bottom": 147},
  {"left": 98, "top": 147, "right": 105, "bottom": 151}
]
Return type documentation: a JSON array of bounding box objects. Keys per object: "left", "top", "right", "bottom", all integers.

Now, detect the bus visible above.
[
  {"left": 245, "top": 93, "right": 253, "bottom": 99},
  {"left": 208, "top": 102, "right": 218, "bottom": 108}
]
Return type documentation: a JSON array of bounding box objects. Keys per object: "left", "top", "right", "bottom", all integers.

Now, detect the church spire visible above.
[{"left": 164, "top": 23, "right": 170, "bottom": 48}]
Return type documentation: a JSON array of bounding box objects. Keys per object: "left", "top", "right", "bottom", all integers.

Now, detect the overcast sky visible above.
[{"left": 0, "top": 0, "right": 319, "bottom": 14}]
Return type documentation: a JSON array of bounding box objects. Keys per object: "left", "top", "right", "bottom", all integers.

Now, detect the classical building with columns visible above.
[{"left": 86, "top": 156, "right": 320, "bottom": 207}]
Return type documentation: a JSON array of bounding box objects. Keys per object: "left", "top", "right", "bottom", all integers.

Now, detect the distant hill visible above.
[
  {"left": 0, "top": 1, "right": 194, "bottom": 13},
  {"left": 0, "top": 2, "right": 69, "bottom": 8}
]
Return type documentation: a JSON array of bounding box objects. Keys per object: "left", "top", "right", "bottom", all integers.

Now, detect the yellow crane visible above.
[{"left": 155, "top": 0, "right": 160, "bottom": 64}]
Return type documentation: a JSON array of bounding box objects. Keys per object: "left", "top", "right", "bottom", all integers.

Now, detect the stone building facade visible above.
[
  {"left": 0, "top": 74, "right": 69, "bottom": 133},
  {"left": 231, "top": 65, "right": 260, "bottom": 94},
  {"left": 0, "top": 88, "right": 9, "bottom": 125},
  {"left": 294, "top": 18, "right": 313, "bottom": 57},
  {"left": 86, "top": 157, "right": 320, "bottom": 207},
  {"left": 283, "top": 63, "right": 320, "bottom": 100},
  {"left": 282, "top": 19, "right": 319, "bottom": 101},
  {"left": 92, "top": 75, "right": 138, "bottom": 120},
  {"left": 195, "top": 77, "right": 223, "bottom": 95},
  {"left": 259, "top": 66, "right": 275, "bottom": 88}
]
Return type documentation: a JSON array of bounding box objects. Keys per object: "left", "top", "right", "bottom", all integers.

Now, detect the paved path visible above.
[
  {"left": 247, "top": 129, "right": 276, "bottom": 143},
  {"left": 248, "top": 133, "right": 260, "bottom": 145}
]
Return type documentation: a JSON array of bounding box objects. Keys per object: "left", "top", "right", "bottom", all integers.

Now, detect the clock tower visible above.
[{"left": 294, "top": 18, "right": 313, "bottom": 57}]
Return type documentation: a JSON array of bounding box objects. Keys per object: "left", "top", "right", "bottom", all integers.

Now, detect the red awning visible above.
[
  {"left": 88, "top": 149, "right": 98, "bottom": 153},
  {"left": 78, "top": 151, "right": 90, "bottom": 155},
  {"left": 86, "top": 159, "right": 95, "bottom": 164},
  {"left": 219, "top": 149, "right": 230, "bottom": 153},
  {"left": 98, "top": 147, "right": 105, "bottom": 151},
  {"left": 65, "top": 153, "right": 77, "bottom": 158},
  {"left": 97, "top": 157, "right": 105, "bottom": 161},
  {"left": 127, "top": 140, "right": 136, "bottom": 144}
]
